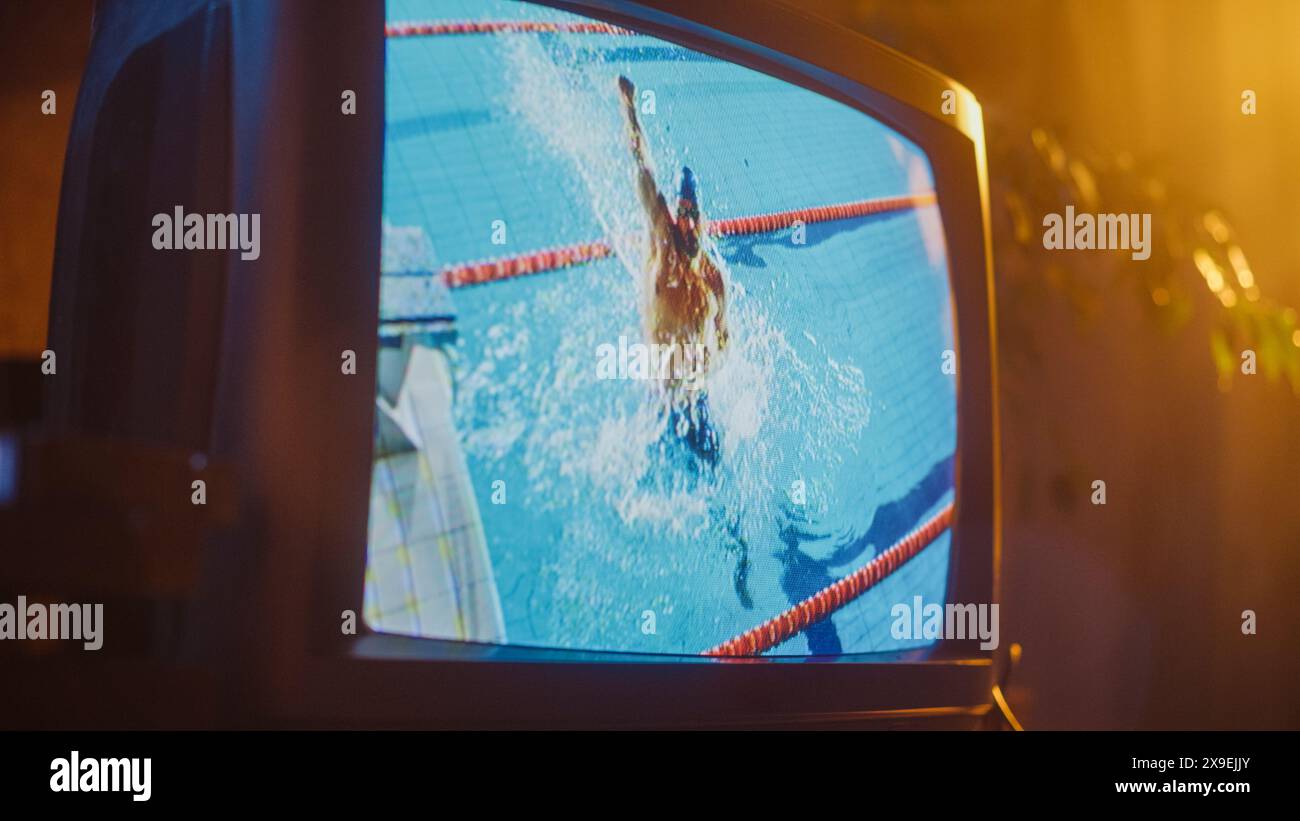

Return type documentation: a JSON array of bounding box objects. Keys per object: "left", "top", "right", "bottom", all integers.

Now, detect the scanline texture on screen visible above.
[{"left": 365, "top": 0, "right": 958, "bottom": 658}]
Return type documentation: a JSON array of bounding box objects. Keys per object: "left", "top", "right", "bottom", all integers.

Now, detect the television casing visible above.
[{"left": 46, "top": 0, "right": 998, "bottom": 728}]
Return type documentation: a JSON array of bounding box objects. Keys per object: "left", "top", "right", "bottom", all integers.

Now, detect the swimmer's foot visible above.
[
  {"left": 733, "top": 553, "right": 753, "bottom": 610},
  {"left": 726, "top": 515, "right": 754, "bottom": 609}
]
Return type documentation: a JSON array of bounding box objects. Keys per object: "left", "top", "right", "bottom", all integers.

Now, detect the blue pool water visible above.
[{"left": 373, "top": 0, "right": 957, "bottom": 656}]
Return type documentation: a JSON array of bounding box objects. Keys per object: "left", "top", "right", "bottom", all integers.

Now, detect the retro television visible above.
[{"left": 44, "top": 0, "right": 998, "bottom": 728}]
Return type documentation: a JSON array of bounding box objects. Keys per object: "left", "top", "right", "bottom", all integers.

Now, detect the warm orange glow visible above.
[
  {"left": 1203, "top": 211, "right": 1231, "bottom": 244},
  {"left": 1193, "top": 248, "right": 1225, "bottom": 293},
  {"left": 1226, "top": 244, "right": 1259, "bottom": 301}
]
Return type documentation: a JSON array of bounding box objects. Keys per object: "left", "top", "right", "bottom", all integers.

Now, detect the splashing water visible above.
[
  {"left": 439, "top": 30, "right": 881, "bottom": 650},
  {"left": 504, "top": 34, "right": 649, "bottom": 283}
]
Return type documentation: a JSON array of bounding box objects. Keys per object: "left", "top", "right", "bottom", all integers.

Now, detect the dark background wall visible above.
[
  {"left": 0, "top": 0, "right": 93, "bottom": 358},
  {"left": 804, "top": 0, "right": 1300, "bottom": 729},
  {"left": 2, "top": 0, "right": 1296, "bottom": 728}
]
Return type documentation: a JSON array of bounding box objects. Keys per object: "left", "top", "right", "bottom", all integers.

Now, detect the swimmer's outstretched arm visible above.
[{"left": 618, "top": 76, "right": 671, "bottom": 233}]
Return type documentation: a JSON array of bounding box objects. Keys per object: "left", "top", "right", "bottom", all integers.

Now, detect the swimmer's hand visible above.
[{"left": 619, "top": 75, "right": 645, "bottom": 160}]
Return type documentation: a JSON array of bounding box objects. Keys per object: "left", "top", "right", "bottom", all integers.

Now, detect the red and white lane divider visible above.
[
  {"left": 702, "top": 501, "right": 955, "bottom": 657},
  {"left": 709, "top": 192, "right": 936, "bottom": 236},
  {"left": 444, "top": 240, "right": 614, "bottom": 288},
  {"left": 439, "top": 191, "right": 937, "bottom": 289},
  {"left": 386, "top": 20, "right": 635, "bottom": 38}
]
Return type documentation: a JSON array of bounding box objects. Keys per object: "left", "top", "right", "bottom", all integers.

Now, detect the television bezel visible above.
[{"left": 275, "top": 0, "right": 999, "bottom": 728}]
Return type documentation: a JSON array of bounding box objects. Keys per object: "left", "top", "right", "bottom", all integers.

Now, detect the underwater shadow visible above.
[{"left": 775, "top": 452, "right": 956, "bottom": 655}]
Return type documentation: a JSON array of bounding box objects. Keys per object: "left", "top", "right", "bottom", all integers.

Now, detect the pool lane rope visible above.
[
  {"left": 387, "top": 20, "right": 636, "bottom": 38},
  {"left": 703, "top": 501, "right": 955, "bottom": 657},
  {"left": 439, "top": 191, "right": 937, "bottom": 289}
]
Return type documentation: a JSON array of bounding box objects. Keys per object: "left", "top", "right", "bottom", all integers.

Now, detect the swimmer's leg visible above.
[{"left": 681, "top": 394, "right": 720, "bottom": 465}]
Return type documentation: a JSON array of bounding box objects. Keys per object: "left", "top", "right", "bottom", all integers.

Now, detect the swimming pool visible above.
[{"left": 365, "top": 0, "right": 957, "bottom": 657}]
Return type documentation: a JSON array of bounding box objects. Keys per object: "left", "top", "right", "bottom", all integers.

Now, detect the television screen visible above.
[{"left": 365, "top": 0, "right": 957, "bottom": 657}]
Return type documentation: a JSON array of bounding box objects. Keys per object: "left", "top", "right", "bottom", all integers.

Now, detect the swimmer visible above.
[{"left": 618, "top": 75, "right": 729, "bottom": 461}]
